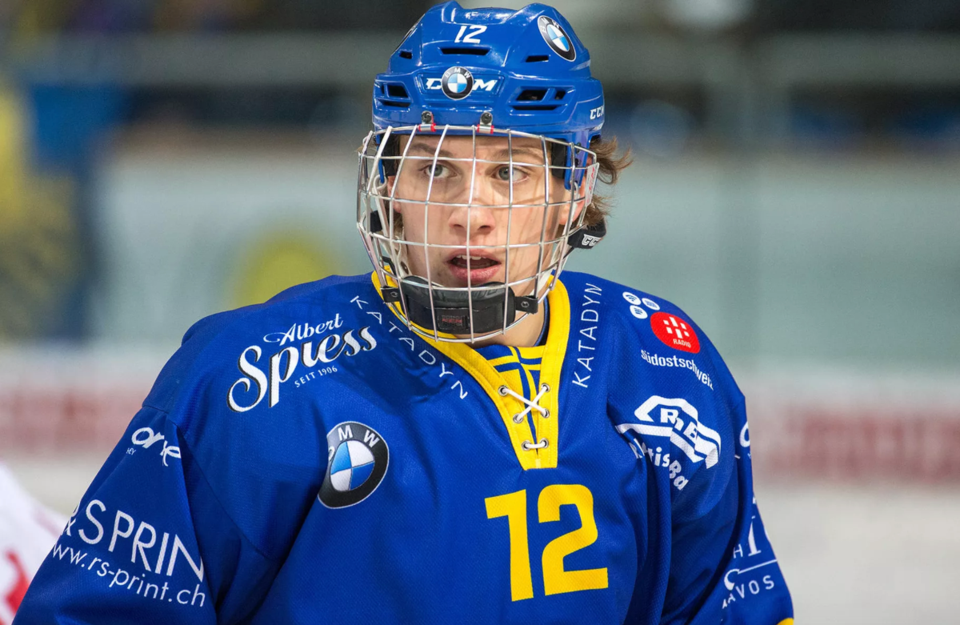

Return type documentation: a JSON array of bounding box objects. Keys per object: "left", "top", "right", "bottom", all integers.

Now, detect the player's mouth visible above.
[{"left": 446, "top": 252, "right": 502, "bottom": 285}]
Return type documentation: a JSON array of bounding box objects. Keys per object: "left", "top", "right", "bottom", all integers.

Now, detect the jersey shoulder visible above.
[
  {"left": 143, "top": 273, "right": 375, "bottom": 421},
  {"left": 560, "top": 270, "right": 741, "bottom": 399},
  {"left": 561, "top": 270, "right": 745, "bottom": 514},
  {"left": 110, "top": 274, "right": 382, "bottom": 562}
]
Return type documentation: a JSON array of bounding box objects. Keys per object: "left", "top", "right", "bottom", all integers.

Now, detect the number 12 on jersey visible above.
[{"left": 485, "top": 484, "right": 609, "bottom": 601}]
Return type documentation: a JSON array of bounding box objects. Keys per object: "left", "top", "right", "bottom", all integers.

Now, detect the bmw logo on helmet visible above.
[
  {"left": 537, "top": 16, "right": 576, "bottom": 62},
  {"left": 318, "top": 421, "right": 389, "bottom": 509},
  {"left": 440, "top": 66, "right": 474, "bottom": 100}
]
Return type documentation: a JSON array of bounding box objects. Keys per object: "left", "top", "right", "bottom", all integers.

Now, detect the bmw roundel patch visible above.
[
  {"left": 538, "top": 16, "right": 576, "bottom": 61},
  {"left": 441, "top": 66, "right": 474, "bottom": 100},
  {"left": 319, "top": 422, "right": 389, "bottom": 509}
]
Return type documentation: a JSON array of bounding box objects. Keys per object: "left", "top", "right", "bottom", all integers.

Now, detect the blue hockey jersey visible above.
[{"left": 15, "top": 272, "right": 793, "bottom": 624}]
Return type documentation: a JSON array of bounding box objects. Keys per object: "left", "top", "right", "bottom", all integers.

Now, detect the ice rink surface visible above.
[
  {"left": 7, "top": 455, "right": 960, "bottom": 623},
  {"left": 755, "top": 480, "right": 960, "bottom": 624}
]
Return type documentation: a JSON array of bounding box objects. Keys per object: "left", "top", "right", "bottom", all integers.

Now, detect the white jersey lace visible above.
[{"left": 498, "top": 383, "right": 551, "bottom": 450}]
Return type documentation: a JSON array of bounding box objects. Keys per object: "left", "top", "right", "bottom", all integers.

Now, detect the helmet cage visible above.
[{"left": 357, "top": 123, "right": 599, "bottom": 343}]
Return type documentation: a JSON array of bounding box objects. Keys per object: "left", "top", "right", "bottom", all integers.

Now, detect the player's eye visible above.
[
  {"left": 424, "top": 162, "right": 453, "bottom": 179},
  {"left": 496, "top": 166, "right": 526, "bottom": 182}
]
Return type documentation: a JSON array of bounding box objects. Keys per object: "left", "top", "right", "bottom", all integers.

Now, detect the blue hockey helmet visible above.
[
  {"left": 357, "top": 2, "right": 608, "bottom": 343},
  {"left": 372, "top": 1, "right": 604, "bottom": 149}
]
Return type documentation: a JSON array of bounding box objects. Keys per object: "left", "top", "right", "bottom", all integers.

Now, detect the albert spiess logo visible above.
[{"left": 319, "top": 422, "right": 389, "bottom": 509}]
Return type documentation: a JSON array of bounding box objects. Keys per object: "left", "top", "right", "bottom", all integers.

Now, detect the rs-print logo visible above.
[{"left": 651, "top": 312, "right": 700, "bottom": 354}]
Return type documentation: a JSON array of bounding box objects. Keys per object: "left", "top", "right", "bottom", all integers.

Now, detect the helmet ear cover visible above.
[{"left": 377, "top": 134, "right": 402, "bottom": 180}]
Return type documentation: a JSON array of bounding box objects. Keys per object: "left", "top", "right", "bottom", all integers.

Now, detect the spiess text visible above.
[{"left": 228, "top": 327, "right": 377, "bottom": 412}]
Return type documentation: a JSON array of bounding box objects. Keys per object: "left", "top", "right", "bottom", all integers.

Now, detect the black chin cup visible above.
[{"left": 382, "top": 277, "right": 539, "bottom": 335}]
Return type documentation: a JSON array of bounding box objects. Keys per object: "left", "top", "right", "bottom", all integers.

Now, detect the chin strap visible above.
[
  {"left": 375, "top": 217, "right": 605, "bottom": 337},
  {"left": 382, "top": 277, "right": 539, "bottom": 335}
]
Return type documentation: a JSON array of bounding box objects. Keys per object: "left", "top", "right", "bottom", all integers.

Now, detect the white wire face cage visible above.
[{"left": 357, "top": 123, "right": 601, "bottom": 343}]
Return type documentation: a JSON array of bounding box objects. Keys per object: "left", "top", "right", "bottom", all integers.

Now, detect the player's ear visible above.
[
  {"left": 382, "top": 177, "right": 403, "bottom": 216},
  {"left": 556, "top": 154, "right": 595, "bottom": 227},
  {"left": 382, "top": 136, "right": 403, "bottom": 214},
  {"left": 557, "top": 200, "right": 583, "bottom": 227}
]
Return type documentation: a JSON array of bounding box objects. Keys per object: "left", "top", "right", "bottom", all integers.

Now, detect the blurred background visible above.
[{"left": 0, "top": 0, "right": 958, "bottom": 621}]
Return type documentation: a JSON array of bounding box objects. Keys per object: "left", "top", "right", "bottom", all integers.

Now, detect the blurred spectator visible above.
[
  {"left": 1, "top": 0, "right": 435, "bottom": 34},
  {"left": 68, "top": 0, "right": 156, "bottom": 33},
  {"left": 153, "top": 0, "right": 258, "bottom": 32},
  {"left": 0, "top": 79, "right": 82, "bottom": 340},
  {"left": 3, "top": 0, "right": 960, "bottom": 35},
  {"left": 240, "top": 0, "right": 432, "bottom": 31}
]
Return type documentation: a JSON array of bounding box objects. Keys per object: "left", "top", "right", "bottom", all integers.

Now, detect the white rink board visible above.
[{"left": 90, "top": 143, "right": 960, "bottom": 368}]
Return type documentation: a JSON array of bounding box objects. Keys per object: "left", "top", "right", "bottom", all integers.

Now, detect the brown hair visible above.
[{"left": 583, "top": 135, "right": 633, "bottom": 227}]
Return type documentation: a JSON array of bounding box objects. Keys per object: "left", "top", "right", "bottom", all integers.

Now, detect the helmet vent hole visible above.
[
  {"left": 554, "top": 89, "right": 567, "bottom": 100},
  {"left": 517, "top": 89, "right": 547, "bottom": 102},
  {"left": 525, "top": 55, "right": 549, "bottom": 63},
  {"left": 440, "top": 47, "right": 490, "bottom": 56},
  {"left": 398, "top": 50, "right": 413, "bottom": 59},
  {"left": 511, "top": 104, "right": 560, "bottom": 111},
  {"left": 386, "top": 84, "right": 409, "bottom": 98}
]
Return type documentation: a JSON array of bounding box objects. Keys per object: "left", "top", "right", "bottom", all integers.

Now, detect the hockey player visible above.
[
  {"left": 15, "top": 2, "right": 794, "bottom": 623},
  {"left": 0, "top": 463, "right": 64, "bottom": 625}
]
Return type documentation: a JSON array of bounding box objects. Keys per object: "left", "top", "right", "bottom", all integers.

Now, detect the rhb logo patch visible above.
[
  {"left": 651, "top": 312, "right": 700, "bottom": 354},
  {"left": 626, "top": 396, "right": 721, "bottom": 468}
]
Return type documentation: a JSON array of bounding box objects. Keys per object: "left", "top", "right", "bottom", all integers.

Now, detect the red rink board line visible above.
[
  {"left": 3, "top": 385, "right": 960, "bottom": 482},
  {"left": 1, "top": 350, "right": 959, "bottom": 482},
  {"left": 749, "top": 408, "right": 960, "bottom": 482}
]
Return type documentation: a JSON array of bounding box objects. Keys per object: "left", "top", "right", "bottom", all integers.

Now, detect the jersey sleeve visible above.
[
  {"left": 13, "top": 406, "right": 280, "bottom": 625},
  {"left": 660, "top": 396, "right": 794, "bottom": 625}
]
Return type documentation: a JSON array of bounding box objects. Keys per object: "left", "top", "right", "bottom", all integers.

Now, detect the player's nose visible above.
[
  {"left": 447, "top": 186, "right": 499, "bottom": 240},
  {"left": 447, "top": 201, "right": 497, "bottom": 239}
]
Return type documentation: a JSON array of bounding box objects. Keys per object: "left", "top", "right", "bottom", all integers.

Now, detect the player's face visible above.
[{"left": 388, "top": 135, "right": 582, "bottom": 294}]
